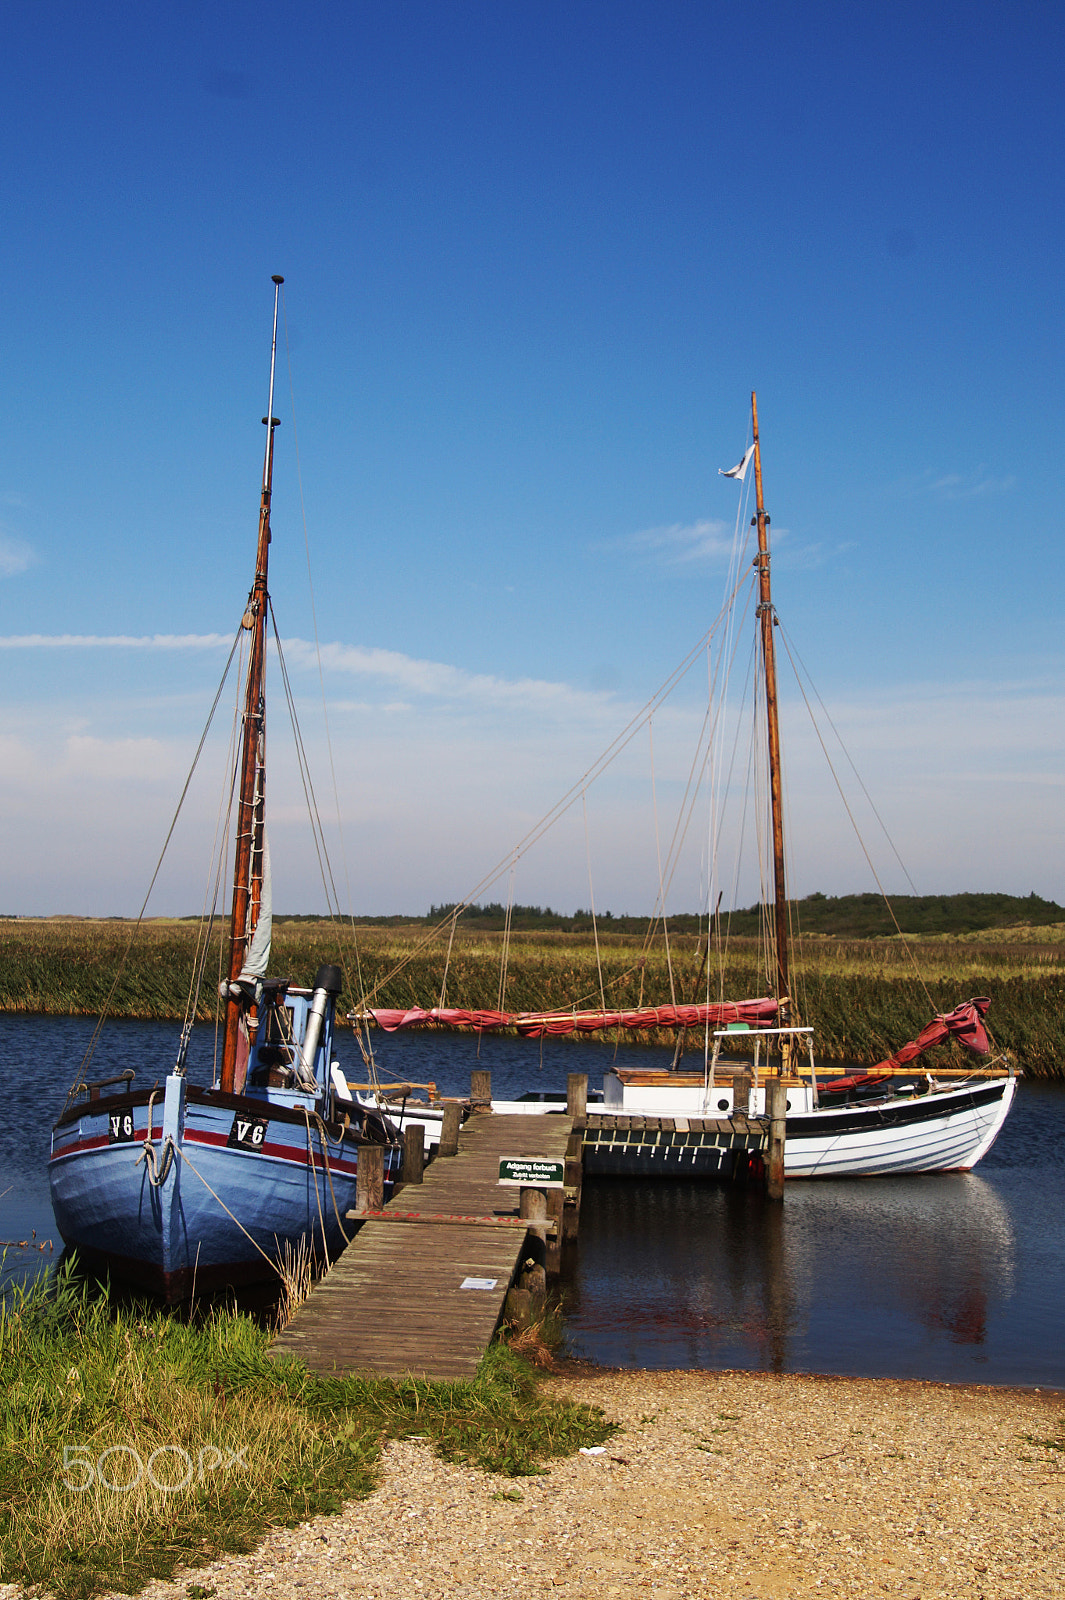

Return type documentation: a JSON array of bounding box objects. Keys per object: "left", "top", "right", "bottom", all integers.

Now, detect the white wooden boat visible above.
[{"left": 366, "top": 393, "right": 1017, "bottom": 1179}]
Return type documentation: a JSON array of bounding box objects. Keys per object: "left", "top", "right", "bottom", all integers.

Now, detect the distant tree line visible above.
[{"left": 270, "top": 891, "right": 1064, "bottom": 938}]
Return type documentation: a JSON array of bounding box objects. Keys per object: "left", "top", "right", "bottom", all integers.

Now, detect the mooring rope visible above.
[
  {"left": 135, "top": 1091, "right": 175, "bottom": 1189},
  {"left": 301, "top": 1106, "right": 353, "bottom": 1250}
]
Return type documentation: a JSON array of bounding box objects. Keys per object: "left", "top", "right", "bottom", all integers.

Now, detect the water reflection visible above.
[{"left": 565, "top": 1169, "right": 1017, "bottom": 1379}]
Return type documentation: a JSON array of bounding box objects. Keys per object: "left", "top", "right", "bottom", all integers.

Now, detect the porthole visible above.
[
  {"left": 786, "top": 1099, "right": 793, "bottom": 1111},
  {"left": 717, "top": 1098, "right": 729, "bottom": 1110}
]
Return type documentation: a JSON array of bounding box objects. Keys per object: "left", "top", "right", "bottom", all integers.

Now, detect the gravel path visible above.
[{"left": 109, "top": 1367, "right": 1063, "bottom": 1600}]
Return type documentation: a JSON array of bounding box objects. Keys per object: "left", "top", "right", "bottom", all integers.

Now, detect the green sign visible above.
[{"left": 497, "top": 1157, "right": 565, "bottom": 1189}]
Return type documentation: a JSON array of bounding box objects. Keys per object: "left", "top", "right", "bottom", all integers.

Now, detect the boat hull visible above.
[
  {"left": 784, "top": 1076, "right": 1016, "bottom": 1177},
  {"left": 591, "top": 1069, "right": 1017, "bottom": 1179},
  {"left": 50, "top": 1079, "right": 399, "bottom": 1301}
]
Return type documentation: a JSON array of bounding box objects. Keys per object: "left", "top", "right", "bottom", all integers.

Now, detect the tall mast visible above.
[
  {"left": 750, "top": 391, "right": 790, "bottom": 1018},
  {"left": 220, "top": 275, "right": 284, "bottom": 1095}
]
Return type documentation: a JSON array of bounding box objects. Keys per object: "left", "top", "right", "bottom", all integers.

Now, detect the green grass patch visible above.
[{"left": 0, "top": 1260, "right": 614, "bottom": 1599}]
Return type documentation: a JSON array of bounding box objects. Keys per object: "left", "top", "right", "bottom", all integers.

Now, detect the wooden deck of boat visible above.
[{"left": 270, "top": 1112, "right": 573, "bottom": 1381}]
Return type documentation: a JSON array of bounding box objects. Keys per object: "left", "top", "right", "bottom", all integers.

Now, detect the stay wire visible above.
[
  {"left": 281, "top": 291, "right": 376, "bottom": 1063},
  {"left": 582, "top": 790, "right": 608, "bottom": 1017},
  {"left": 68, "top": 625, "right": 246, "bottom": 1099},
  {"left": 775, "top": 624, "right": 934, "bottom": 1010},
  {"left": 777, "top": 619, "right": 920, "bottom": 898},
  {"left": 361, "top": 570, "right": 752, "bottom": 1007},
  {"left": 177, "top": 634, "right": 248, "bottom": 1073}
]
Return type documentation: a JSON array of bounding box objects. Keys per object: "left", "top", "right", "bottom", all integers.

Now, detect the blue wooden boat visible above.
[{"left": 49, "top": 279, "right": 401, "bottom": 1301}]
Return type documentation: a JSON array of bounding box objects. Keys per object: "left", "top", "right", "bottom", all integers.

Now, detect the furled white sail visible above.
[{"left": 237, "top": 833, "right": 272, "bottom": 985}]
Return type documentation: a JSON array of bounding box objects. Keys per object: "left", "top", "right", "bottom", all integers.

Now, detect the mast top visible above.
[{"left": 272, "top": 274, "right": 284, "bottom": 284}]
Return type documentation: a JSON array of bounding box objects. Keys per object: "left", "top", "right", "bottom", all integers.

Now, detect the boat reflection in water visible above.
[{"left": 564, "top": 1171, "right": 1015, "bottom": 1380}]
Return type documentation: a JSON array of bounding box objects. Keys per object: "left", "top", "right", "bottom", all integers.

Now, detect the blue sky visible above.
[{"left": 1, "top": 1, "right": 1062, "bottom": 916}]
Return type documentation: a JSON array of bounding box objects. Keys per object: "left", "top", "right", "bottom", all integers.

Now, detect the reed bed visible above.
[
  {"left": 2, "top": 917, "right": 1063, "bottom": 1076},
  {"left": 0, "top": 1259, "right": 612, "bottom": 1600}
]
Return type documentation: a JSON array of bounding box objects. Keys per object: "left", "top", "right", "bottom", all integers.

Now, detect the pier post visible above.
[
  {"left": 503, "top": 1187, "right": 548, "bottom": 1327},
  {"left": 734, "top": 1071, "right": 752, "bottom": 1116},
  {"left": 401, "top": 1123, "right": 425, "bottom": 1185},
  {"left": 567, "top": 1073, "right": 588, "bottom": 1119},
  {"left": 439, "top": 1101, "right": 461, "bottom": 1157},
  {"left": 519, "top": 1187, "right": 549, "bottom": 1273},
  {"left": 766, "top": 1077, "right": 787, "bottom": 1200},
  {"left": 355, "top": 1144, "right": 384, "bottom": 1213},
  {"left": 563, "top": 1130, "right": 583, "bottom": 1241},
  {"left": 545, "top": 1189, "right": 564, "bottom": 1275},
  {"left": 470, "top": 1069, "right": 492, "bottom": 1112}
]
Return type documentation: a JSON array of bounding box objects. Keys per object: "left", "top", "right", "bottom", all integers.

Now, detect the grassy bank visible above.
[
  {"left": 0, "top": 1260, "right": 612, "bottom": 1600},
  {"left": 2, "top": 917, "right": 1064, "bottom": 1076}
]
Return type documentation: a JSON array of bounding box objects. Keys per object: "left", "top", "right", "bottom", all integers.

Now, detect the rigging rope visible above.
[
  {"left": 361, "top": 567, "right": 753, "bottom": 1009},
  {"left": 179, "top": 636, "right": 247, "bottom": 1076},
  {"left": 776, "top": 624, "right": 935, "bottom": 1012},
  {"left": 648, "top": 719, "right": 677, "bottom": 1007},
  {"left": 282, "top": 291, "right": 377, "bottom": 1068},
  {"left": 269, "top": 607, "right": 377, "bottom": 1077},
  {"left": 582, "top": 790, "right": 608, "bottom": 1018},
  {"left": 497, "top": 867, "right": 516, "bottom": 1013},
  {"left": 66, "top": 626, "right": 246, "bottom": 1103},
  {"left": 438, "top": 909, "right": 459, "bottom": 1010}
]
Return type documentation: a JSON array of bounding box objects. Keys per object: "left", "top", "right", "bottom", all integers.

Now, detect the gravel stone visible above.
[{"left": 101, "top": 1367, "right": 1064, "bottom": 1600}]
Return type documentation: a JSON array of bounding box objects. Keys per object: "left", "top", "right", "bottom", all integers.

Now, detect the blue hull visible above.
[{"left": 50, "top": 1076, "right": 399, "bottom": 1301}]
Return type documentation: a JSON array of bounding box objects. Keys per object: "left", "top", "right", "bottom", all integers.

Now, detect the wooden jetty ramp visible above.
[{"left": 271, "top": 1110, "right": 574, "bottom": 1381}]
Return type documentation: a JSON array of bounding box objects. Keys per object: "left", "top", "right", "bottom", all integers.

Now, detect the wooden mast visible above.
[
  {"left": 750, "top": 391, "right": 790, "bottom": 1020},
  {"left": 220, "top": 275, "right": 284, "bottom": 1095}
]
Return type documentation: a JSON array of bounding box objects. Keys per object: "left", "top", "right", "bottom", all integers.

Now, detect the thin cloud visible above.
[
  {"left": 625, "top": 518, "right": 737, "bottom": 565},
  {"left": 0, "top": 629, "right": 625, "bottom": 722},
  {"left": 0, "top": 632, "right": 233, "bottom": 650},
  {"left": 285, "top": 638, "right": 619, "bottom": 718},
  {"left": 0, "top": 535, "right": 34, "bottom": 577},
  {"left": 905, "top": 468, "right": 1017, "bottom": 501}
]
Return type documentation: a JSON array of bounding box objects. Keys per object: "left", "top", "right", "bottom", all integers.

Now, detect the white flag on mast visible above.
[{"left": 719, "top": 443, "right": 755, "bottom": 481}]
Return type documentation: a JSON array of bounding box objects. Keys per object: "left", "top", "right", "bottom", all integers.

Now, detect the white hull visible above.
[
  {"left": 781, "top": 1076, "right": 1016, "bottom": 1177},
  {"left": 593, "top": 1070, "right": 1016, "bottom": 1179}
]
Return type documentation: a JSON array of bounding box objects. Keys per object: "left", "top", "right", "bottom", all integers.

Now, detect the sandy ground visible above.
[{"left": 80, "top": 1366, "right": 1065, "bottom": 1599}]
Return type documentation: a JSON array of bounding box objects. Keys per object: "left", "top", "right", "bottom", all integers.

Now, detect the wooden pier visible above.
[
  {"left": 271, "top": 1070, "right": 779, "bottom": 1381},
  {"left": 271, "top": 1102, "right": 575, "bottom": 1381}
]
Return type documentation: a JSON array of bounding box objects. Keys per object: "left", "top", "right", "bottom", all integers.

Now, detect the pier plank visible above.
[{"left": 271, "top": 1112, "right": 572, "bottom": 1380}]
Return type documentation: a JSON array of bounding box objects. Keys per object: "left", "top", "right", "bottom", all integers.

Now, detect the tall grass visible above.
[
  {"left": 2, "top": 918, "right": 1063, "bottom": 1076},
  {"left": 0, "top": 1258, "right": 613, "bottom": 1600}
]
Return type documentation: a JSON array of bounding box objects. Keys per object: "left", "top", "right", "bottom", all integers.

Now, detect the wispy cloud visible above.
[
  {"left": 0, "top": 629, "right": 625, "bottom": 724},
  {"left": 624, "top": 518, "right": 737, "bottom": 565},
  {"left": 286, "top": 638, "right": 617, "bottom": 717},
  {"left": 0, "top": 535, "right": 35, "bottom": 578},
  {"left": 906, "top": 468, "right": 1017, "bottom": 501},
  {"left": 0, "top": 632, "right": 233, "bottom": 650}
]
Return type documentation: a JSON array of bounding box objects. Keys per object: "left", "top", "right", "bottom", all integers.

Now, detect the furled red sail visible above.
[
  {"left": 366, "top": 997, "right": 779, "bottom": 1037},
  {"left": 873, "top": 996, "right": 992, "bottom": 1073}
]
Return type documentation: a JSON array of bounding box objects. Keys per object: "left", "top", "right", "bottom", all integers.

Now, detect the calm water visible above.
[{"left": 4, "top": 1014, "right": 1063, "bottom": 1388}]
